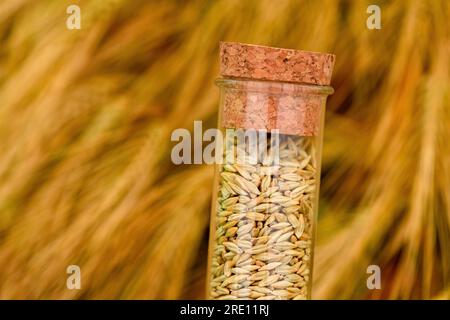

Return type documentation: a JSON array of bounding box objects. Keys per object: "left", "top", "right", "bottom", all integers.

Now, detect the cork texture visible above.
[
  {"left": 220, "top": 42, "right": 335, "bottom": 86},
  {"left": 219, "top": 42, "right": 335, "bottom": 136}
]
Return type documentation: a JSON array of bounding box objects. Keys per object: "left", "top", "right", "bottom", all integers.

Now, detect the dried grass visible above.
[{"left": 0, "top": 0, "right": 448, "bottom": 299}]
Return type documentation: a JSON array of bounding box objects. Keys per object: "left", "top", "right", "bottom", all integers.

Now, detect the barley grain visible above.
[{"left": 210, "top": 135, "right": 317, "bottom": 300}]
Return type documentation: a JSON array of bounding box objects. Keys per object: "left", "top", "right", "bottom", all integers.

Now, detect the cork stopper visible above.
[
  {"left": 218, "top": 42, "right": 335, "bottom": 136},
  {"left": 220, "top": 42, "right": 335, "bottom": 86}
]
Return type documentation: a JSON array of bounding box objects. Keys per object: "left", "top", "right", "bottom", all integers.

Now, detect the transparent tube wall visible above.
[{"left": 207, "top": 79, "right": 333, "bottom": 300}]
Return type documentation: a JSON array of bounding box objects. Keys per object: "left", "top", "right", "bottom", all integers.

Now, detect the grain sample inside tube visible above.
[{"left": 207, "top": 42, "right": 335, "bottom": 300}]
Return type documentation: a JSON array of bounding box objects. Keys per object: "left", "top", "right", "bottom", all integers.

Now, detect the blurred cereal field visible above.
[{"left": 0, "top": 0, "right": 449, "bottom": 299}]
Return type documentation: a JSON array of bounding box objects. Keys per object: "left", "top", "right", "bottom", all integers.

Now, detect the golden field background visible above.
[{"left": 0, "top": 0, "right": 449, "bottom": 299}]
